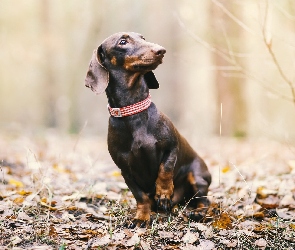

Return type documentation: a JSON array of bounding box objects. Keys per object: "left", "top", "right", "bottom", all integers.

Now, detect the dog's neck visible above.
[{"left": 105, "top": 72, "right": 150, "bottom": 108}]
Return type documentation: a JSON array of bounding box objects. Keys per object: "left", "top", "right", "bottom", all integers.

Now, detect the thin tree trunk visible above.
[
  {"left": 210, "top": 1, "right": 247, "bottom": 137},
  {"left": 41, "top": 0, "right": 57, "bottom": 128}
]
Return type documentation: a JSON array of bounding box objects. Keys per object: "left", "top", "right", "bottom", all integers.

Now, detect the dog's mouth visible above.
[
  {"left": 132, "top": 58, "right": 164, "bottom": 70},
  {"left": 124, "top": 54, "right": 164, "bottom": 71}
]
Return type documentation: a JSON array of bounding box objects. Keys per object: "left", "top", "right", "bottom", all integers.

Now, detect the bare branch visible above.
[
  {"left": 219, "top": 19, "right": 236, "bottom": 63},
  {"left": 211, "top": 0, "right": 257, "bottom": 36},
  {"left": 175, "top": 12, "right": 294, "bottom": 103},
  {"left": 274, "top": 2, "right": 295, "bottom": 21},
  {"left": 174, "top": 13, "right": 236, "bottom": 66},
  {"left": 262, "top": 0, "right": 295, "bottom": 105}
]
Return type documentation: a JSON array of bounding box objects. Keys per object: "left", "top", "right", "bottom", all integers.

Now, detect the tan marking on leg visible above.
[
  {"left": 155, "top": 163, "right": 174, "bottom": 200},
  {"left": 187, "top": 172, "right": 196, "bottom": 184},
  {"left": 187, "top": 171, "right": 198, "bottom": 193},
  {"left": 187, "top": 172, "right": 209, "bottom": 210},
  {"left": 134, "top": 193, "right": 152, "bottom": 221}
]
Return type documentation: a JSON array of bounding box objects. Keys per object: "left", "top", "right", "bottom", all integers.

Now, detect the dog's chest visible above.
[{"left": 107, "top": 118, "right": 162, "bottom": 175}]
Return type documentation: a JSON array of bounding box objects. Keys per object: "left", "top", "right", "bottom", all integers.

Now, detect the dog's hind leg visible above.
[{"left": 186, "top": 159, "right": 211, "bottom": 221}]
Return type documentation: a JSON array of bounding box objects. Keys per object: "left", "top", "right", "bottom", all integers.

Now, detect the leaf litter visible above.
[{"left": 0, "top": 133, "right": 295, "bottom": 249}]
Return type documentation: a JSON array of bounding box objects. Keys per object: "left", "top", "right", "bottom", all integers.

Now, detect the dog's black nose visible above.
[{"left": 155, "top": 48, "right": 166, "bottom": 56}]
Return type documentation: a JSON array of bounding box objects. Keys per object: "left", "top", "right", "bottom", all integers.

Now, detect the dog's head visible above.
[{"left": 85, "top": 32, "right": 166, "bottom": 94}]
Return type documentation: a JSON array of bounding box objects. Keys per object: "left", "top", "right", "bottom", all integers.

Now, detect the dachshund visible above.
[{"left": 85, "top": 32, "right": 211, "bottom": 228}]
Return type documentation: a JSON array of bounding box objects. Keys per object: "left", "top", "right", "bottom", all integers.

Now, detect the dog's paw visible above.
[
  {"left": 155, "top": 163, "right": 174, "bottom": 212},
  {"left": 155, "top": 195, "right": 173, "bottom": 212},
  {"left": 125, "top": 214, "right": 158, "bottom": 228},
  {"left": 125, "top": 219, "right": 148, "bottom": 229},
  {"left": 127, "top": 200, "right": 151, "bottom": 228},
  {"left": 187, "top": 209, "right": 207, "bottom": 222},
  {"left": 186, "top": 198, "right": 211, "bottom": 222},
  {"left": 154, "top": 182, "right": 174, "bottom": 211}
]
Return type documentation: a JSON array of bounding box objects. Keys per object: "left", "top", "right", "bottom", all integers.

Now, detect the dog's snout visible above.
[
  {"left": 148, "top": 43, "right": 166, "bottom": 57},
  {"left": 155, "top": 48, "right": 166, "bottom": 56}
]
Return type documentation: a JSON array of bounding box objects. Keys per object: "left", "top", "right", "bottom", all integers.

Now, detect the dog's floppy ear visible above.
[
  {"left": 144, "top": 71, "right": 159, "bottom": 89},
  {"left": 85, "top": 45, "right": 109, "bottom": 94}
]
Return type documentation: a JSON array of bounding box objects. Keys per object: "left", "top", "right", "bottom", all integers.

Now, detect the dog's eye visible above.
[
  {"left": 119, "top": 39, "right": 128, "bottom": 45},
  {"left": 141, "top": 36, "right": 145, "bottom": 40}
]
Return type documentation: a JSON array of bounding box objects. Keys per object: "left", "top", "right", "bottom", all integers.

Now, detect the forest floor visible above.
[{"left": 1, "top": 131, "right": 295, "bottom": 249}]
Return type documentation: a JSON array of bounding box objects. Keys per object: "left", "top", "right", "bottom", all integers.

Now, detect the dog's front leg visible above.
[
  {"left": 121, "top": 172, "right": 152, "bottom": 228},
  {"left": 155, "top": 149, "right": 177, "bottom": 211}
]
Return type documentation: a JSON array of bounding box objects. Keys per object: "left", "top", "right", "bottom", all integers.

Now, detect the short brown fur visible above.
[{"left": 85, "top": 32, "right": 211, "bottom": 228}]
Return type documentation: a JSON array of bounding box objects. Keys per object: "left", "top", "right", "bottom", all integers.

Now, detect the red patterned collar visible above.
[{"left": 108, "top": 93, "right": 152, "bottom": 117}]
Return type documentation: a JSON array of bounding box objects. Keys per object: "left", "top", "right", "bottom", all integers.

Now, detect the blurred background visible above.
[{"left": 1, "top": 0, "right": 295, "bottom": 142}]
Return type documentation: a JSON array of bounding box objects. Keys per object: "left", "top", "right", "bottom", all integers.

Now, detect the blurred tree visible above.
[
  {"left": 67, "top": 1, "right": 103, "bottom": 133},
  {"left": 210, "top": 1, "right": 247, "bottom": 137},
  {"left": 41, "top": 0, "right": 57, "bottom": 127}
]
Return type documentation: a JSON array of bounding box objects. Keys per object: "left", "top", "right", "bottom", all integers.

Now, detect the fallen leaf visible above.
[
  {"left": 256, "top": 195, "right": 280, "bottom": 209},
  {"left": 254, "top": 224, "right": 269, "bottom": 233},
  {"left": 40, "top": 201, "right": 57, "bottom": 211},
  {"left": 13, "top": 197, "right": 24, "bottom": 205},
  {"left": 212, "top": 212, "right": 232, "bottom": 229},
  {"left": 62, "top": 192, "right": 85, "bottom": 201},
  {"left": 218, "top": 229, "right": 228, "bottom": 236},
  {"left": 191, "top": 222, "right": 209, "bottom": 231},
  {"left": 17, "top": 211, "right": 31, "bottom": 220},
  {"left": 53, "top": 163, "right": 71, "bottom": 174},
  {"left": 126, "top": 233, "right": 140, "bottom": 247},
  {"left": 221, "top": 165, "right": 231, "bottom": 173},
  {"left": 62, "top": 212, "right": 75, "bottom": 222},
  {"left": 158, "top": 230, "right": 174, "bottom": 239},
  {"left": 239, "top": 220, "right": 260, "bottom": 230},
  {"left": 93, "top": 235, "right": 111, "bottom": 247},
  {"left": 11, "top": 235, "right": 22, "bottom": 245},
  {"left": 41, "top": 197, "right": 47, "bottom": 203},
  {"left": 182, "top": 231, "right": 199, "bottom": 244},
  {"left": 256, "top": 186, "right": 277, "bottom": 199},
  {"left": 140, "top": 240, "right": 151, "bottom": 250},
  {"left": 243, "top": 204, "right": 262, "bottom": 217},
  {"left": 112, "top": 231, "right": 125, "bottom": 242},
  {"left": 220, "top": 239, "right": 237, "bottom": 248},
  {"left": 49, "top": 225, "right": 58, "bottom": 237},
  {"left": 276, "top": 208, "right": 295, "bottom": 220},
  {"left": 5, "top": 215, "right": 16, "bottom": 221},
  {"left": 17, "top": 190, "right": 32, "bottom": 196},
  {"left": 123, "top": 229, "right": 134, "bottom": 238},
  {"left": 9, "top": 178, "right": 24, "bottom": 188},
  {"left": 180, "top": 244, "right": 199, "bottom": 250},
  {"left": 202, "top": 227, "right": 214, "bottom": 239},
  {"left": 78, "top": 234, "right": 89, "bottom": 240},
  {"left": 255, "top": 238, "right": 267, "bottom": 248},
  {"left": 111, "top": 171, "right": 121, "bottom": 177},
  {"left": 197, "top": 239, "right": 215, "bottom": 250},
  {"left": 280, "top": 194, "right": 295, "bottom": 207}
]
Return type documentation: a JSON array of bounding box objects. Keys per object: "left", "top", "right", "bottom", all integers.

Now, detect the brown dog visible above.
[{"left": 85, "top": 32, "right": 211, "bottom": 228}]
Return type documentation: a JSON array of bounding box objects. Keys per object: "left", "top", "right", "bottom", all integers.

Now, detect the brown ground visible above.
[{"left": 0, "top": 132, "right": 295, "bottom": 249}]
